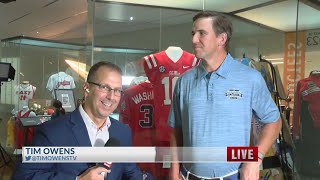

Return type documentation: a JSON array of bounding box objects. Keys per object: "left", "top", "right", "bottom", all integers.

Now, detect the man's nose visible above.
[
  {"left": 105, "top": 90, "right": 116, "bottom": 99},
  {"left": 192, "top": 34, "right": 199, "bottom": 44}
]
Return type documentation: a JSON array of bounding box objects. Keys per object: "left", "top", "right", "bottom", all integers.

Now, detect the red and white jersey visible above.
[
  {"left": 143, "top": 50, "right": 200, "bottom": 145},
  {"left": 293, "top": 74, "right": 320, "bottom": 137},
  {"left": 119, "top": 81, "right": 155, "bottom": 147},
  {"left": 46, "top": 72, "right": 76, "bottom": 96},
  {"left": 15, "top": 84, "right": 36, "bottom": 110}
]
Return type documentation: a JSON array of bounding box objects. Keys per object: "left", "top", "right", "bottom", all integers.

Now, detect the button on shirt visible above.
[
  {"left": 168, "top": 54, "right": 280, "bottom": 178},
  {"left": 79, "top": 105, "right": 111, "bottom": 147}
]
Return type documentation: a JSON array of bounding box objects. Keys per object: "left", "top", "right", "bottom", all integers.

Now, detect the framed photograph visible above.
[{"left": 54, "top": 89, "right": 76, "bottom": 113}]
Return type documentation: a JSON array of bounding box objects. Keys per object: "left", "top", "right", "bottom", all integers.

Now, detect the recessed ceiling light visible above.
[
  {"left": 130, "top": 16, "right": 133, "bottom": 21},
  {"left": 36, "top": 32, "right": 39, "bottom": 34},
  {"left": 265, "top": 58, "right": 283, "bottom": 61}
]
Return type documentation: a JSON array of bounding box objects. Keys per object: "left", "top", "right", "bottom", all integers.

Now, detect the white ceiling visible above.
[
  {"left": 0, "top": 0, "right": 320, "bottom": 43},
  {"left": 99, "top": 0, "right": 273, "bottom": 13},
  {"left": 0, "top": 0, "right": 88, "bottom": 40},
  {"left": 236, "top": 0, "right": 320, "bottom": 32}
]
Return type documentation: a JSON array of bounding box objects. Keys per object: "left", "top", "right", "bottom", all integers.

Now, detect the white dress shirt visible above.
[{"left": 79, "top": 105, "right": 111, "bottom": 147}]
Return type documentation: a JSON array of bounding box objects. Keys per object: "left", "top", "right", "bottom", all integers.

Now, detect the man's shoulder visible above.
[
  {"left": 110, "top": 117, "right": 130, "bottom": 131},
  {"left": 40, "top": 113, "right": 71, "bottom": 130},
  {"left": 179, "top": 67, "right": 198, "bottom": 80},
  {"left": 229, "top": 58, "right": 261, "bottom": 77}
]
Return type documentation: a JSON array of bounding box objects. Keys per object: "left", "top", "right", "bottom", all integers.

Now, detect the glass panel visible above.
[
  {"left": 0, "top": 1, "right": 310, "bottom": 179},
  {"left": 93, "top": 2, "right": 162, "bottom": 87},
  {"left": 0, "top": 0, "right": 89, "bottom": 117},
  {"left": 293, "top": 0, "right": 320, "bottom": 179},
  {"left": 159, "top": 8, "right": 196, "bottom": 52},
  {"left": 0, "top": 38, "right": 84, "bottom": 115},
  {"left": 1, "top": 40, "right": 20, "bottom": 114}
]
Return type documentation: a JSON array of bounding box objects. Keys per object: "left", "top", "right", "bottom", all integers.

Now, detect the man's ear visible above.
[
  {"left": 83, "top": 83, "right": 90, "bottom": 94},
  {"left": 218, "top": 32, "right": 227, "bottom": 46}
]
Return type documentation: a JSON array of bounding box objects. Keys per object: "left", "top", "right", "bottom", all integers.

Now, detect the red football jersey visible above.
[
  {"left": 119, "top": 82, "right": 156, "bottom": 176},
  {"left": 119, "top": 81, "right": 155, "bottom": 146},
  {"left": 143, "top": 50, "right": 200, "bottom": 145}
]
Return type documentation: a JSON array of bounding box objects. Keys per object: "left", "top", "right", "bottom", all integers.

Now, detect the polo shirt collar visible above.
[{"left": 197, "top": 53, "right": 233, "bottom": 79}]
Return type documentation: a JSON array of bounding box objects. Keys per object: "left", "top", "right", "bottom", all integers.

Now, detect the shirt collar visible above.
[
  {"left": 197, "top": 53, "right": 233, "bottom": 79},
  {"left": 79, "top": 104, "right": 111, "bottom": 130}
]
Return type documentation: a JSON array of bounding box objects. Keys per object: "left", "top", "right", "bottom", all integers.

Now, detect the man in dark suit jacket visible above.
[{"left": 12, "top": 62, "right": 150, "bottom": 180}]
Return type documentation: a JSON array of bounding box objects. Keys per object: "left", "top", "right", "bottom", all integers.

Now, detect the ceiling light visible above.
[
  {"left": 265, "top": 58, "right": 284, "bottom": 61},
  {"left": 129, "top": 16, "right": 133, "bottom": 21},
  {"left": 271, "top": 62, "right": 284, "bottom": 64},
  {"left": 36, "top": 32, "right": 39, "bottom": 34}
]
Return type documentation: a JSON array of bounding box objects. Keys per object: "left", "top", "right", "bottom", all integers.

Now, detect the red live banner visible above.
[{"left": 227, "top": 146, "right": 258, "bottom": 162}]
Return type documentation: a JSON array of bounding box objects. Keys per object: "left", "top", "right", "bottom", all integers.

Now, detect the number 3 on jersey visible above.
[
  {"left": 139, "top": 104, "right": 154, "bottom": 128},
  {"left": 162, "top": 76, "right": 179, "bottom": 105}
]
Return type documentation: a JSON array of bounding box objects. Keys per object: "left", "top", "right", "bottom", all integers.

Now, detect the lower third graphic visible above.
[{"left": 24, "top": 155, "right": 77, "bottom": 162}]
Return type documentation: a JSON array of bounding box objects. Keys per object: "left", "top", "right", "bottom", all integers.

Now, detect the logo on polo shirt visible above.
[{"left": 225, "top": 89, "right": 242, "bottom": 99}]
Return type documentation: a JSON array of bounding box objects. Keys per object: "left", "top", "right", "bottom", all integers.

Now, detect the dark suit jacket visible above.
[{"left": 11, "top": 108, "right": 143, "bottom": 180}]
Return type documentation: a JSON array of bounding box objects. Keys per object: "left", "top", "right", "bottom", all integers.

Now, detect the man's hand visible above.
[
  {"left": 169, "top": 174, "right": 182, "bottom": 180},
  {"left": 169, "top": 166, "right": 183, "bottom": 180},
  {"left": 77, "top": 165, "right": 111, "bottom": 180},
  {"left": 239, "top": 161, "right": 261, "bottom": 180}
]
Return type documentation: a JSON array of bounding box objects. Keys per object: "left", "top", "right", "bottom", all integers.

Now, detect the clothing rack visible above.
[{"left": 259, "top": 55, "right": 294, "bottom": 180}]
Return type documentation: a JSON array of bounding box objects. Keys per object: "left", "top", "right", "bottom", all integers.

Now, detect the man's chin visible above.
[
  {"left": 195, "top": 54, "right": 204, "bottom": 59},
  {"left": 98, "top": 108, "right": 112, "bottom": 116},
  {"left": 193, "top": 51, "right": 203, "bottom": 58},
  {"left": 99, "top": 112, "right": 111, "bottom": 119}
]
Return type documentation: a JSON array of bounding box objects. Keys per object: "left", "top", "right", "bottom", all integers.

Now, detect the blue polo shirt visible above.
[{"left": 168, "top": 54, "right": 280, "bottom": 177}]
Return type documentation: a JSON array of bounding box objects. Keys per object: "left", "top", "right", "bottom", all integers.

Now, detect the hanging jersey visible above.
[
  {"left": 294, "top": 74, "right": 320, "bottom": 176},
  {"left": 46, "top": 72, "right": 76, "bottom": 97},
  {"left": 15, "top": 84, "right": 36, "bottom": 110},
  {"left": 119, "top": 81, "right": 155, "bottom": 146},
  {"left": 293, "top": 75, "right": 320, "bottom": 140},
  {"left": 119, "top": 82, "right": 157, "bottom": 177},
  {"left": 143, "top": 50, "right": 200, "bottom": 146}
]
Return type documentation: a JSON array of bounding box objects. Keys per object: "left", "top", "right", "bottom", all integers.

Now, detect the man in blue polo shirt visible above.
[{"left": 168, "top": 11, "right": 282, "bottom": 180}]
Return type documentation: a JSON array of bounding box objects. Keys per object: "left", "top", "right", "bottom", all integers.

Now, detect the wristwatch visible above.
[{"left": 258, "top": 151, "right": 264, "bottom": 160}]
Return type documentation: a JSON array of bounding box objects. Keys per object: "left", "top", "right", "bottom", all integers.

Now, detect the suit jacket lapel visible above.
[
  {"left": 108, "top": 118, "right": 120, "bottom": 141},
  {"left": 108, "top": 120, "right": 116, "bottom": 140},
  {"left": 69, "top": 108, "right": 91, "bottom": 146}
]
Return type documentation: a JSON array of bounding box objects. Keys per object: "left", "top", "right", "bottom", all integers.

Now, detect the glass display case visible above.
[{"left": 1, "top": 0, "right": 320, "bottom": 179}]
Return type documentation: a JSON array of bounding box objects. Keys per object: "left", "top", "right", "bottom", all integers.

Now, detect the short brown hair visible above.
[
  {"left": 193, "top": 11, "right": 233, "bottom": 52},
  {"left": 87, "top": 61, "right": 122, "bottom": 82}
]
